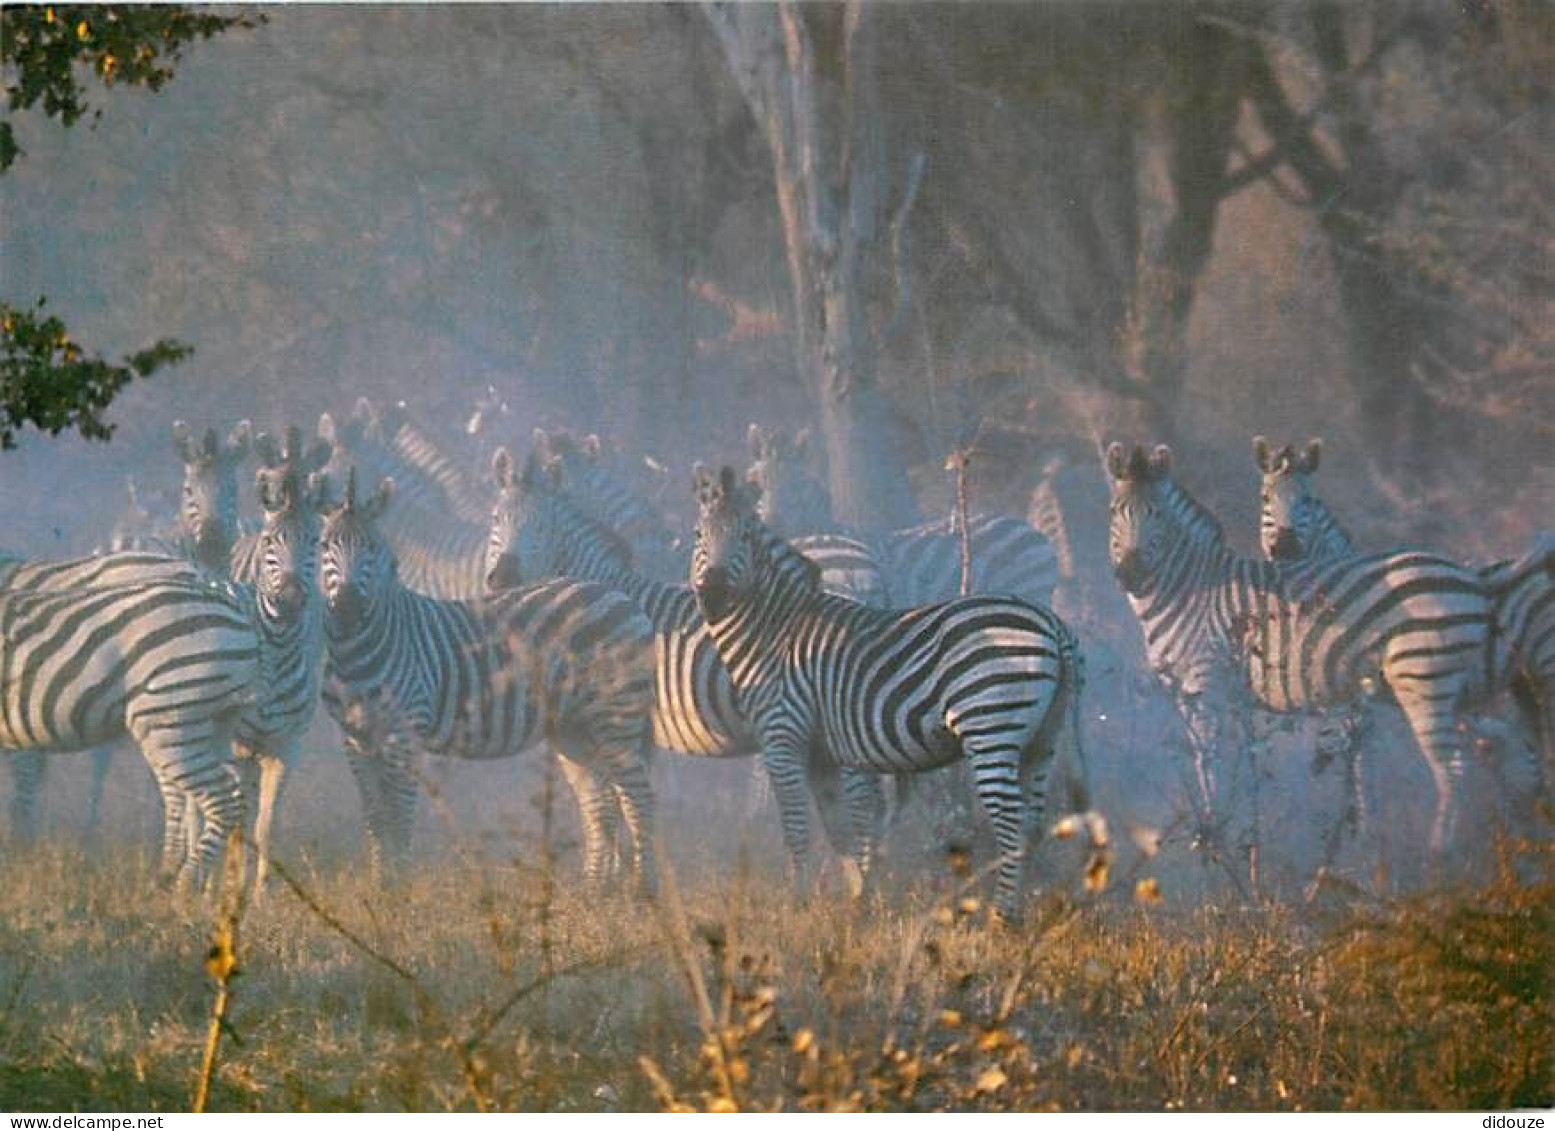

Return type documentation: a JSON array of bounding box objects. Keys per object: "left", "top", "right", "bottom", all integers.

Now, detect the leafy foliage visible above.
[
  {"left": 1, "top": 4, "right": 261, "bottom": 172},
  {"left": 0, "top": 297, "right": 191, "bottom": 449}
]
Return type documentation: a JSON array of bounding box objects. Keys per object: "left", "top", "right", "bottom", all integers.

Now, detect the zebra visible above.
[
  {"left": 1254, "top": 435, "right": 1554, "bottom": 789},
  {"left": 532, "top": 427, "right": 685, "bottom": 583},
  {"left": 689, "top": 463, "right": 1091, "bottom": 923},
  {"left": 744, "top": 423, "right": 1059, "bottom": 609},
  {"left": 1106, "top": 441, "right": 1496, "bottom": 858},
  {"left": 484, "top": 446, "right": 881, "bottom": 889},
  {"left": 219, "top": 427, "right": 332, "bottom": 893},
  {"left": 318, "top": 470, "right": 659, "bottom": 893},
  {"left": 1, "top": 577, "right": 261, "bottom": 889},
  {"left": 317, "top": 402, "right": 490, "bottom": 598}
]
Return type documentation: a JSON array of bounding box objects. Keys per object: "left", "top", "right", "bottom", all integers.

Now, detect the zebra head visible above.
[
  {"left": 1104, "top": 442, "right": 1178, "bottom": 596},
  {"left": 745, "top": 423, "right": 832, "bottom": 536},
  {"left": 253, "top": 425, "right": 333, "bottom": 621},
  {"left": 319, "top": 468, "right": 397, "bottom": 632},
  {"left": 1253, "top": 436, "right": 1324, "bottom": 562},
  {"left": 691, "top": 462, "right": 766, "bottom": 620},
  {"left": 485, "top": 445, "right": 565, "bottom": 591},
  {"left": 172, "top": 419, "right": 252, "bottom": 571}
]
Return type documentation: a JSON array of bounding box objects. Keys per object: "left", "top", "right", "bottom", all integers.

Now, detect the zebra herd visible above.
[{"left": 2, "top": 401, "right": 1550, "bottom": 921}]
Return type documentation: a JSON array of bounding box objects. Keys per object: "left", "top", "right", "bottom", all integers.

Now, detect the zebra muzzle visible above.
[
  {"left": 1113, "top": 551, "right": 1148, "bottom": 595},
  {"left": 329, "top": 582, "right": 365, "bottom": 627},
  {"left": 1270, "top": 527, "right": 1303, "bottom": 561},
  {"left": 486, "top": 553, "right": 522, "bottom": 592},
  {"left": 695, "top": 566, "right": 731, "bottom": 617}
]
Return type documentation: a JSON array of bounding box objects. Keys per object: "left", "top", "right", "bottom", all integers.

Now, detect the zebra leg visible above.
[
  {"left": 85, "top": 745, "right": 114, "bottom": 839},
  {"left": 249, "top": 744, "right": 293, "bottom": 899},
  {"left": 838, "top": 769, "right": 885, "bottom": 899},
  {"left": 1177, "top": 692, "right": 1223, "bottom": 845},
  {"left": 344, "top": 735, "right": 415, "bottom": 880},
  {"left": 8, "top": 752, "right": 44, "bottom": 843},
  {"left": 606, "top": 753, "right": 659, "bottom": 901},
  {"left": 555, "top": 752, "right": 621, "bottom": 887},
  {"left": 182, "top": 762, "right": 245, "bottom": 895},
  {"left": 760, "top": 736, "right": 819, "bottom": 901},
  {"left": 963, "top": 740, "right": 1029, "bottom": 925},
  {"left": 1393, "top": 691, "right": 1468, "bottom": 860}
]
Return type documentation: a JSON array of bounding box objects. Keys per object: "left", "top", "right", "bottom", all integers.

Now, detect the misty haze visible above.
[{"left": 1, "top": 1, "right": 1550, "bottom": 1114}]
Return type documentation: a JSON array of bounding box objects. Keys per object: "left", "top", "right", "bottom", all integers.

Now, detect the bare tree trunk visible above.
[{"left": 703, "top": 1, "right": 917, "bottom": 528}]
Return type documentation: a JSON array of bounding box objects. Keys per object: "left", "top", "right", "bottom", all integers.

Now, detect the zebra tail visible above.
[{"left": 1054, "top": 632, "right": 1092, "bottom": 817}]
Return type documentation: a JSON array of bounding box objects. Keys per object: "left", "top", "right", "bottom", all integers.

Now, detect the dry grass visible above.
[{"left": 0, "top": 811, "right": 1548, "bottom": 1113}]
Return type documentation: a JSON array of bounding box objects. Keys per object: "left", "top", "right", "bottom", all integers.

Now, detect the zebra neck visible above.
[
  {"left": 701, "top": 542, "right": 819, "bottom": 688},
  {"left": 385, "top": 421, "right": 489, "bottom": 527}
]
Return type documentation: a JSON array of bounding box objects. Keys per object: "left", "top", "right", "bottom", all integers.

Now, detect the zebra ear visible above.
[
  {"left": 227, "top": 420, "right": 253, "bottom": 461},
  {"left": 492, "top": 446, "right": 516, "bottom": 488},
  {"left": 351, "top": 397, "right": 375, "bottom": 426},
  {"left": 1253, "top": 436, "right": 1273, "bottom": 474},
  {"left": 172, "top": 420, "right": 195, "bottom": 462},
  {"left": 582, "top": 434, "right": 601, "bottom": 460},
  {"left": 531, "top": 427, "right": 552, "bottom": 463},
  {"left": 1104, "top": 442, "right": 1126, "bottom": 480},
  {"left": 748, "top": 424, "right": 765, "bottom": 460},
  {"left": 1304, "top": 439, "right": 1322, "bottom": 472},
  {"left": 317, "top": 413, "right": 338, "bottom": 447},
  {"left": 691, "top": 461, "right": 713, "bottom": 503},
  {"left": 1150, "top": 445, "right": 1172, "bottom": 477},
  {"left": 793, "top": 428, "right": 811, "bottom": 458}
]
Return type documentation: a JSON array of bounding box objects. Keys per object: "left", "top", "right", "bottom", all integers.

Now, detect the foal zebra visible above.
[
  {"left": 319, "top": 471, "right": 659, "bottom": 892},
  {"left": 1107, "top": 442, "right": 1495, "bottom": 856},
  {"left": 483, "top": 447, "right": 875, "bottom": 882},
  {"left": 1, "top": 578, "right": 260, "bottom": 888},
  {"left": 690, "top": 464, "right": 1090, "bottom": 923},
  {"left": 1254, "top": 436, "right": 1554, "bottom": 780}
]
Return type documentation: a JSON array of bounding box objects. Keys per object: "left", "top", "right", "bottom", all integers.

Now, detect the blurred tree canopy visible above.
[{"left": 0, "top": 4, "right": 257, "bottom": 448}]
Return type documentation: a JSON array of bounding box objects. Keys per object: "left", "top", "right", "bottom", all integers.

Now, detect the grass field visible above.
[{"left": 1, "top": 769, "right": 1548, "bottom": 1113}]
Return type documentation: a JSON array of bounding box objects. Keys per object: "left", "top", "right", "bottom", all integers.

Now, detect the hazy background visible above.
[{"left": 2, "top": 2, "right": 1550, "bottom": 889}]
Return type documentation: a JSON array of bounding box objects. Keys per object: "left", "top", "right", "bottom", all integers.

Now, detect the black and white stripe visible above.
[
  {"left": 1, "top": 577, "right": 260, "bottom": 888},
  {"left": 317, "top": 403, "right": 489, "bottom": 598},
  {"left": 484, "top": 447, "right": 884, "bottom": 885},
  {"left": 690, "top": 464, "right": 1088, "bottom": 923},
  {"left": 533, "top": 427, "right": 685, "bottom": 583},
  {"left": 1254, "top": 436, "right": 1554, "bottom": 781},
  {"left": 744, "top": 423, "right": 1058, "bottom": 608},
  {"left": 319, "top": 471, "right": 659, "bottom": 892},
  {"left": 1108, "top": 441, "right": 1495, "bottom": 855}
]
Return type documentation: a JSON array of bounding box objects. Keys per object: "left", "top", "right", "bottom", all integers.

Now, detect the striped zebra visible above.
[
  {"left": 744, "top": 423, "right": 1059, "bottom": 609},
  {"left": 689, "top": 464, "right": 1091, "bottom": 923},
  {"left": 1, "top": 577, "right": 261, "bottom": 888},
  {"left": 222, "top": 427, "right": 332, "bottom": 893},
  {"left": 532, "top": 427, "right": 685, "bottom": 583},
  {"left": 1254, "top": 436, "right": 1554, "bottom": 781},
  {"left": 1107, "top": 441, "right": 1496, "bottom": 856},
  {"left": 319, "top": 470, "right": 659, "bottom": 892},
  {"left": 317, "top": 402, "right": 489, "bottom": 598},
  {"left": 484, "top": 446, "right": 880, "bottom": 886}
]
